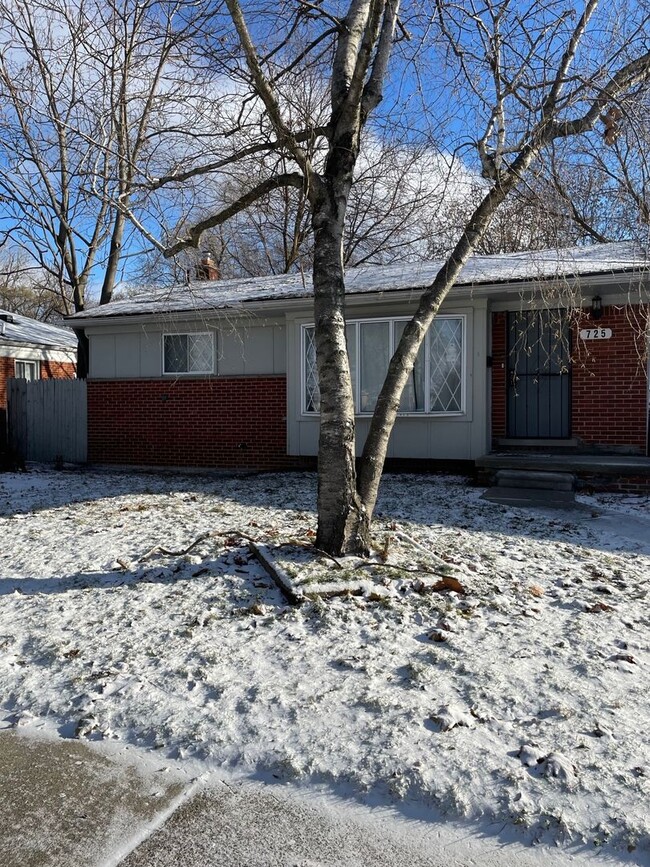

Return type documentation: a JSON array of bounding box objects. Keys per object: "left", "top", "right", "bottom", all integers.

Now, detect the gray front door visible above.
[{"left": 507, "top": 310, "right": 571, "bottom": 438}]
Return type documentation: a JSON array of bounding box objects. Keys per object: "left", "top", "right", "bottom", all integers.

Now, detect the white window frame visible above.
[
  {"left": 162, "top": 332, "right": 214, "bottom": 375},
  {"left": 301, "top": 315, "right": 466, "bottom": 417},
  {"left": 14, "top": 359, "right": 40, "bottom": 381}
]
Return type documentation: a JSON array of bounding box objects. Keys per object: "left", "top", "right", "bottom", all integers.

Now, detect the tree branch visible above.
[{"left": 163, "top": 172, "right": 306, "bottom": 257}]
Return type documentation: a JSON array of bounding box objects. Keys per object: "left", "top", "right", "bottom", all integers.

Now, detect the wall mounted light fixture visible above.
[{"left": 591, "top": 295, "right": 603, "bottom": 320}]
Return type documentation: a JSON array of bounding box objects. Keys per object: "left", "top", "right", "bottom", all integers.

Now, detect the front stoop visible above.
[
  {"left": 482, "top": 468, "right": 579, "bottom": 508},
  {"left": 481, "top": 487, "right": 580, "bottom": 508},
  {"left": 495, "top": 469, "right": 575, "bottom": 492},
  {"left": 476, "top": 453, "right": 650, "bottom": 493}
]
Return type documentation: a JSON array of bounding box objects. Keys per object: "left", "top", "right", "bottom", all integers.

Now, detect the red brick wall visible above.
[
  {"left": 490, "top": 306, "right": 649, "bottom": 452},
  {"left": 0, "top": 357, "right": 14, "bottom": 443},
  {"left": 1, "top": 357, "right": 76, "bottom": 410},
  {"left": 0, "top": 356, "right": 14, "bottom": 410},
  {"left": 87, "top": 376, "right": 296, "bottom": 469},
  {"left": 42, "top": 360, "right": 76, "bottom": 380},
  {"left": 571, "top": 305, "right": 648, "bottom": 452}
]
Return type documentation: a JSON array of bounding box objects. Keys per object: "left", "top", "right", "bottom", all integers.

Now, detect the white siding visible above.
[{"left": 88, "top": 318, "right": 285, "bottom": 379}]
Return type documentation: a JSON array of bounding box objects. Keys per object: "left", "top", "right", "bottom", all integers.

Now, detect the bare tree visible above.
[
  {"left": 0, "top": 253, "right": 65, "bottom": 321},
  {"left": 127, "top": 0, "right": 650, "bottom": 555},
  {"left": 0, "top": 0, "right": 217, "bottom": 371}
]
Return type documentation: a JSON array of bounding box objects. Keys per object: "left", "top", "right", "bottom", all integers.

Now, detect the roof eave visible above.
[{"left": 68, "top": 266, "right": 647, "bottom": 328}]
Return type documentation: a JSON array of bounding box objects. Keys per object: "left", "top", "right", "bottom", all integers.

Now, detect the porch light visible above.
[{"left": 590, "top": 295, "right": 603, "bottom": 320}]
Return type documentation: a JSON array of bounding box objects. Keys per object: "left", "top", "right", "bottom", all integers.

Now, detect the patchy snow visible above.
[
  {"left": 0, "top": 468, "right": 648, "bottom": 862},
  {"left": 68, "top": 241, "right": 648, "bottom": 321}
]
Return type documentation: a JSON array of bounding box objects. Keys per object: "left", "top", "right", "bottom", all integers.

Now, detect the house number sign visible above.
[{"left": 580, "top": 327, "right": 612, "bottom": 340}]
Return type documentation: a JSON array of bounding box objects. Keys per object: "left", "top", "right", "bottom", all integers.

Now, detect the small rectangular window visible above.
[
  {"left": 15, "top": 360, "right": 39, "bottom": 381},
  {"left": 163, "top": 333, "right": 213, "bottom": 374}
]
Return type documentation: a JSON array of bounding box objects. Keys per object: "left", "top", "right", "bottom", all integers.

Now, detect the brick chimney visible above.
[{"left": 197, "top": 253, "right": 219, "bottom": 281}]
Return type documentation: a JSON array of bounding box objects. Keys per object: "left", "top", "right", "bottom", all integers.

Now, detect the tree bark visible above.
[{"left": 312, "top": 186, "right": 371, "bottom": 556}]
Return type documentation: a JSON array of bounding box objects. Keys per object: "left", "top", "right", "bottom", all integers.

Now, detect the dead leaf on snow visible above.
[
  {"left": 529, "top": 584, "right": 544, "bottom": 597},
  {"left": 585, "top": 601, "right": 613, "bottom": 613},
  {"left": 431, "top": 576, "right": 466, "bottom": 595}
]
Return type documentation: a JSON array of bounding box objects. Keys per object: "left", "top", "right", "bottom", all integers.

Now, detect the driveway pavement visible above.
[{"left": 0, "top": 730, "right": 634, "bottom": 867}]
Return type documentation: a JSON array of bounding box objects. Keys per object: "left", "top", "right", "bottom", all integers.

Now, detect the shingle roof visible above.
[
  {"left": 0, "top": 309, "right": 78, "bottom": 349},
  {"left": 68, "top": 241, "right": 648, "bottom": 322}
]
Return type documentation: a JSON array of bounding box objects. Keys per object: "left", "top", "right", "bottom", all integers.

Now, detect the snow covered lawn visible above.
[{"left": 0, "top": 468, "right": 648, "bottom": 860}]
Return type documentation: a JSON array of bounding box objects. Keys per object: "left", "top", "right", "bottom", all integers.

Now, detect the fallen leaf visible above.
[
  {"left": 529, "top": 584, "right": 544, "bottom": 597},
  {"left": 585, "top": 601, "right": 613, "bottom": 613},
  {"left": 431, "top": 576, "right": 466, "bottom": 595}
]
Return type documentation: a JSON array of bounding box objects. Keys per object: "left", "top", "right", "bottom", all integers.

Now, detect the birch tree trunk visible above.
[{"left": 312, "top": 202, "right": 369, "bottom": 555}]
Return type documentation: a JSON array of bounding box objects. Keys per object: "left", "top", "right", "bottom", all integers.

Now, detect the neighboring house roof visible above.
[
  {"left": 68, "top": 241, "right": 649, "bottom": 322},
  {"left": 0, "top": 309, "right": 78, "bottom": 351}
]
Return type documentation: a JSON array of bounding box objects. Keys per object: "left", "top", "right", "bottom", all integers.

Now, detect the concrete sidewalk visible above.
[
  {"left": 0, "top": 730, "right": 632, "bottom": 867},
  {"left": 0, "top": 730, "right": 187, "bottom": 867}
]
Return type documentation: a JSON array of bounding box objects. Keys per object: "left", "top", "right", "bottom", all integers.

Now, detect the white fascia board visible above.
[{"left": 0, "top": 343, "right": 77, "bottom": 363}]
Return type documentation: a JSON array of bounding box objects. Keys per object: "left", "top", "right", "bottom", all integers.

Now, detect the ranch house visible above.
[{"left": 68, "top": 242, "right": 649, "bottom": 484}]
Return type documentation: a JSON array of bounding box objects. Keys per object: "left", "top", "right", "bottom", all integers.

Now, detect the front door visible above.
[{"left": 507, "top": 310, "right": 571, "bottom": 438}]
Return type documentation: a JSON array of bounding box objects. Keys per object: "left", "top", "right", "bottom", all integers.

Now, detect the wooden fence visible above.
[{"left": 7, "top": 378, "right": 87, "bottom": 463}]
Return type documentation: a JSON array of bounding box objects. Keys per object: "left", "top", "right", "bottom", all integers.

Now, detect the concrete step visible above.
[
  {"left": 481, "top": 487, "right": 580, "bottom": 509},
  {"left": 495, "top": 469, "right": 575, "bottom": 491}
]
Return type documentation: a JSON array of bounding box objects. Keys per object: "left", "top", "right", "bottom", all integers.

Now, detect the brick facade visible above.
[
  {"left": 491, "top": 306, "right": 649, "bottom": 452},
  {"left": 87, "top": 376, "right": 299, "bottom": 469},
  {"left": 0, "top": 356, "right": 14, "bottom": 411},
  {"left": 41, "top": 360, "right": 76, "bottom": 381}
]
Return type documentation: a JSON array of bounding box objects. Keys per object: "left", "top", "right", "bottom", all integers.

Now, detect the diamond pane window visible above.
[
  {"left": 163, "top": 333, "right": 213, "bottom": 374},
  {"left": 302, "top": 316, "right": 464, "bottom": 416},
  {"left": 304, "top": 326, "right": 320, "bottom": 412},
  {"left": 429, "top": 318, "right": 463, "bottom": 412},
  {"left": 359, "top": 321, "right": 390, "bottom": 412},
  {"left": 303, "top": 325, "right": 357, "bottom": 413}
]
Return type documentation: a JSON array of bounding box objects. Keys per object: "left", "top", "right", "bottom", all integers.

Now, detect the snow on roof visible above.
[
  {"left": 0, "top": 309, "right": 78, "bottom": 349},
  {"left": 69, "top": 241, "right": 648, "bottom": 322}
]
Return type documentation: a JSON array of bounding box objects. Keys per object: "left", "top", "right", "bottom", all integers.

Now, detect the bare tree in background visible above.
[
  {"left": 124, "top": 0, "right": 650, "bottom": 555},
  {"left": 0, "top": 0, "right": 218, "bottom": 372},
  {"left": 0, "top": 254, "right": 64, "bottom": 321},
  {"left": 137, "top": 135, "right": 473, "bottom": 285}
]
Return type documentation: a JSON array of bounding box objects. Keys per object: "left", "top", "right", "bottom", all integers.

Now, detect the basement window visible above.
[
  {"left": 302, "top": 316, "right": 465, "bottom": 416},
  {"left": 15, "top": 360, "right": 40, "bottom": 381},
  {"left": 163, "top": 333, "right": 214, "bottom": 374}
]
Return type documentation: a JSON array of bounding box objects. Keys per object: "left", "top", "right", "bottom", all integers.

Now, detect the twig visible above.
[
  {"left": 309, "top": 546, "right": 344, "bottom": 569},
  {"left": 139, "top": 528, "right": 258, "bottom": 562}
]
